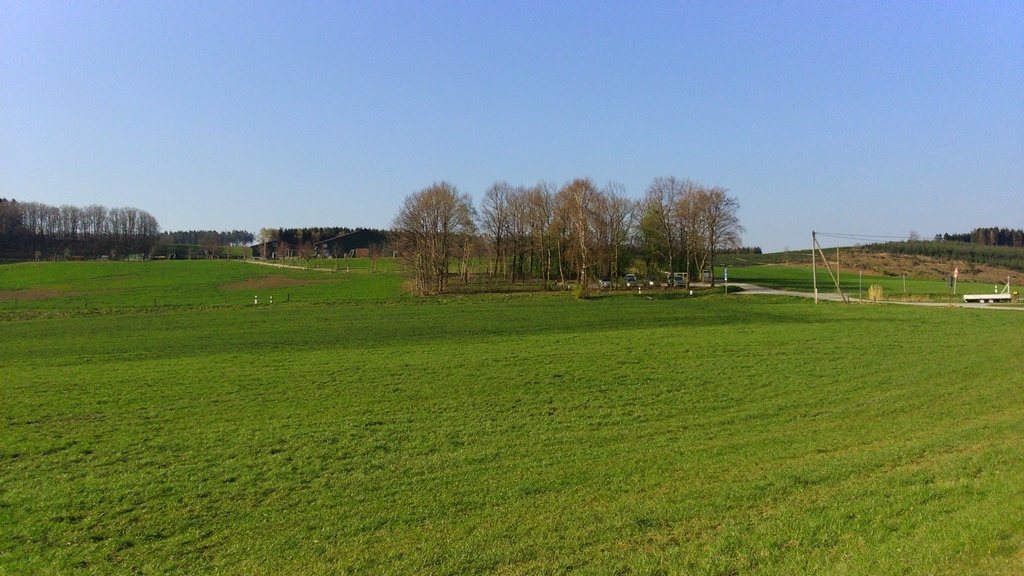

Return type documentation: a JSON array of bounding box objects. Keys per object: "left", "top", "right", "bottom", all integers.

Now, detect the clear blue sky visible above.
[{"left": 2, "top": 1, "right": 1021, "bottom": 252}]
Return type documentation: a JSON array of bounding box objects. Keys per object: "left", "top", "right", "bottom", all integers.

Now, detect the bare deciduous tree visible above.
[
  {"left": 200, "top": 231, "right": 221, "bottom": 259},
  {"left": 674, "top": 181, "right": 704, "bottom": 286},
  {"left": 641, "top": 176, "right": 687, "bottom": 274},
  {"left": 297, "top": 240, "right": 315, "bottom": 267},
  {"left": 367, "top": 240, "right": 391, "bottom": 273},
  {"left": 480, "top": 181, "right": 513, "bottom": 279},
  {"left": 595, "top": 181, "right": 635, "bottom": 282},
  {"left": 392, "top": 181, "right": 476, "bottom": 295},
  {"left": 506, "top": 187, "right": 530, "bottom": 282},
  {"left": 83, "top": 205, "right": 108, "bottom": 240},
  {"left": 525, "top": 182, "right": 555, "bottom": 288},
  {"left": 700, "top": 186, "right": 743, "bottom": 286},
  {"left": 554, "top": 178, "right": 600, "bottom": 291}
]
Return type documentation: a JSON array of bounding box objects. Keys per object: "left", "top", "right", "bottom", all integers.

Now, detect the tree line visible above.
[
  {"left": 260, "top": 227, "right": 353, "bottom": 248},
  {"left": 391, "top": 177, "right": 744, "bottom": 296},
  {"left": 938, "top": 228, "right": 1024, "bottom": 248},
  {"left": 0, "top": 199, "right": 160, "bottom": 259},
  {"left": 160, "top": 230, "right": 255, "bottom": 247}
]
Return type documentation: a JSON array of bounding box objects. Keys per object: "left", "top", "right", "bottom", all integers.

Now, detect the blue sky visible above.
[{"left": 2, "top": 1, "right": 1021, "bottom": 252}]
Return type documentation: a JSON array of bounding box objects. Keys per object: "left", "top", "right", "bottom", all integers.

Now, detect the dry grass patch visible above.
[
  {"left": 220, "top": 274, "right": 324, "bottom": 292},
  {"left": 765, "top": 250, "right": 1023, "bottom": 285},
  {"left": 867, "top": 285, "right": 884, "bottom": 302},
  {"left": 0, "top": 287, "right": 87, "bottom": 302},
  {"left": 834, "top": 251, "right": 1023, "bottom": 285}
]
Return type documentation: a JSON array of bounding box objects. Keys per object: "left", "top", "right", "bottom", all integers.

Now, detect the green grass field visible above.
[
  {"left": 0, "top": 260, "right": 405, "bottom": 311},
  {"left": 2, "top": 261, "right": 1023, "bottom": 574}
]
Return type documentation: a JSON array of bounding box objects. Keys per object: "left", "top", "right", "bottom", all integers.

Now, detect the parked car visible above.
[
  {"left": 672, "top": 272, "right": 688, "bottom": 287},
  {"left": 624, "top": 273, "right": 638, "bottom": 287},
  {"left": 598, "top": 277, "right": 612, "bottom": 288}
]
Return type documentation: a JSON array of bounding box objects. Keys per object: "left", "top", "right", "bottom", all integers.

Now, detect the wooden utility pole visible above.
[
  {"left": 812, "top": 231, "right": 818, "bottom": 304},
  {"left": 811, "top": 232, "right": 849, "bottom": 304}
]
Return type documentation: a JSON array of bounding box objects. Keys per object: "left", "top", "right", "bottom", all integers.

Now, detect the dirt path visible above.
[{"left": 242, "top": 259, "right": 341, "bottom": 272}]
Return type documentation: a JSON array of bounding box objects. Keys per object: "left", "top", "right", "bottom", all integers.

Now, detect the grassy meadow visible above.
[
  {"left": 0, "top": 260, "right": 405, "bottom": 311},
  {"left": 2, "top": 260, "right": 1024, "bottom": 574}
]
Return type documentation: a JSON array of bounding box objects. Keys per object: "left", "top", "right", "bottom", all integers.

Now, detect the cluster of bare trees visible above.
[
  {"left": 637, "top": 176, "right": 743, "bottom": 286},
  {"left": 0, "top": 199, "right": 160, "bottom": 259},
  {"left": 392, "top": 182, "right": 476, "bottom": 295},
  {"left": 392, "top": 177, "right": 744, "bottom": 295}
]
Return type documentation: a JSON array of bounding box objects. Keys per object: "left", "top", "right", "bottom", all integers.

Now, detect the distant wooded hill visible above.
[
  {"left": 717, "top": 228, "right": 1024, "bottom": 273},
  {"left": 863, "top": 239, "right": 1024, "bottom": 272},
  {"left": 738, "top": 233, "right": 1024, "bottom": 273},
  {"left": 863, "top": 227, "right": 1024, "bottom": 272},
  {"left": 938, "top": 227, "right": 1024, "bottom": 247}
]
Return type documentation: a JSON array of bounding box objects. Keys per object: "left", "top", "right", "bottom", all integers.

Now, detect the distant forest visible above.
[
  {"left": 0, "top": 198, "right": 160, "bottom": 260},
  {"left": 254, "top": 227, "right": 394, "bottom": 249},
  {"left": 0, "top": 196, "right": 393, "bottom": 261},
  {"left": 160, "top": 230, "right": 255, "bottom": 247},
  {"left": 157, "top": 228, "right": 389, "bottom": 251},
  {"left": 270, "top": 227, "right": 353, "bottom": 246},
  {"left": 938, "top": 227, "right": 1024, "bottom": 247}
]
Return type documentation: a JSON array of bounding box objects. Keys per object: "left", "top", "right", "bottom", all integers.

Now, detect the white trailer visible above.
[{"left": 963, "top": 279, "right": 1013, "bottom": 303}]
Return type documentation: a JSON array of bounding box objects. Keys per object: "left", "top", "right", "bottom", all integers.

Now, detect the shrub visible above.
[
  {"left": 572, "top": 282, "right": 587, "bottom": 300},
  {"left": 868, "top": 285, "right": 884, "bottom": 303}
]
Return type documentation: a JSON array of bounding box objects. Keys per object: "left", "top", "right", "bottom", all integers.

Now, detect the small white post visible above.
[{"left": 254, "top": 295, "right": 258, "bottom": 305}]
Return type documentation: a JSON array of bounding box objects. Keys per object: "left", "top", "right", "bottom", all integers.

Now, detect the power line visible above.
[{"left": 815, "top": 232, "right": 914, "bottom": 242}]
